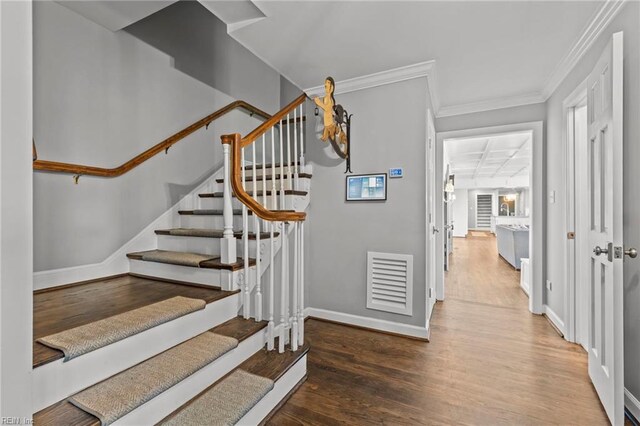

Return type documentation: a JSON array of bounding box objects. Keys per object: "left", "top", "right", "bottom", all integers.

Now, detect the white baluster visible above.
[
  {"left": 294, "top": 108, "right": 299, "bottom": 190},
  {"left": 299, "top": 221, "right": 305, "bottom": 346},
  {"left": 241, "top": 147, "right": 250, "bottom": 319},
  {"left": 271, "top": 129, "right": 277, "bottom": 210},
  {"left": 220, "top": 142, "right": 237, "bottom": 264},
  {"left": 291, "top": 221, "right": 299, "bottom": 351},
  {"left": 262, "top": 134, "right": 267, "bottom": 208},
  {"left": 279, "top": 121, "right": 285, "bottom": 210},
  {"left": 286, "top": 114, "right": 292, "bottom": 192},
  {"left": 299, "top": 104, "right": 305, "bottom": 170},
  {"left": 252, "top": 144, "right": 261, "bottom": 322},
  {"left": 268, "top": 220, "right": 275, "bottom": 351},
  {"left": 279, "top": 222, "right": 287, "bottom": 353}
]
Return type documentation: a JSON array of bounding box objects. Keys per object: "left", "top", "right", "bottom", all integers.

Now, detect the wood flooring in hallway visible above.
[{"left": 268, "top": 232, "right": 610, "bottom": 425}]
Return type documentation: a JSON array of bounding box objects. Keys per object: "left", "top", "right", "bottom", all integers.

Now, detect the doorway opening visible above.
[{"left": 441, "top": 131, "right": 533, "bottom": 308}]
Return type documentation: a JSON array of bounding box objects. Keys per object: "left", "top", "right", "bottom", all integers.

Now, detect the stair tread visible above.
[
  {"left": 199, "top": 189, "right": 308, "bottom": 198},
  {"left": 178, "top": 209, "right": 294, "bottom": 216},
  {"left": 215, "top": 172, "right": 312, "bottom": 183},
  {"left": 240, "top": 161, "right": 301, "bottom": 171},
  {"left": 159, "top": 342, "right": 310, "bottom": 424},
  {"left": 33, "top": 274, "right": 235, "bottom": 369},
  {"left": 210, "top": 316, "right": 268, "bottom": 344},
  {"left": 34, "top": 317, "right": 269, "bottom": 426},
  {"left": 127, "top": 250, "right": 256, "bottom": 271},
  {"left": 155, "top": 228, "right": 279, "bottom": 240}
]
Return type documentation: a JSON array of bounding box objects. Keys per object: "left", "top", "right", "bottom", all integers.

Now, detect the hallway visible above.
[{"left": 269, "top": 234, "right": 609, "bottom": 424}]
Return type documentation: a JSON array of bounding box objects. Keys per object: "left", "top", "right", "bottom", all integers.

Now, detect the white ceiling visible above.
[
  {"left": 220, "top": 1, "right": 603, "bottom": 112},
  {"left": 445, "top": 132, "right": 531, "bottom": 180}
]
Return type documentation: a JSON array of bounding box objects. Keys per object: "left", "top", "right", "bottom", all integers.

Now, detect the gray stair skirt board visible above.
[
  {"left": 36, "top": 296, "right": 206, "bottom": 361},
  {"left": 161, "top": 369, "right": 274, "bottom": 426},
  {"left": 69, "top": 332, "right": 239, "bottom": 426}
]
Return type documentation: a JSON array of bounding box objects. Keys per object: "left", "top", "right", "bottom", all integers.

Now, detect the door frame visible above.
[
  {"left": 425, "top": 107, "right": 437, "bottom": 328},
  {"left": 563, "top": 79, "right": 589, "bottom": 347},
  {"left": 435, "top": 122, "right": 544, "bottom": 314}
]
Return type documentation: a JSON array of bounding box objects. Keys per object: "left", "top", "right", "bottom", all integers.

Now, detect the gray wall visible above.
[
  {"left": 33, "top": 1, "right": 282, "bottom": 271},
  {"left": 124, "top": 0, "right": 280, "bottom": 113},
  {"left": 280, "top": 76, "right": 301, "bottom": 108},
  {"left": 543, "top": 1, "right": 640, "bottom": 398},
  {"left": 305, "top": 77, "right": 430, "bottom": 327}
]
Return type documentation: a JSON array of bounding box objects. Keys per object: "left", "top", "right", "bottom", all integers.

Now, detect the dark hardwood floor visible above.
[
  {"left": 269, "top": 233, "right": 610, "bottom": 425},
  {"left": 33, "top": 274, "right": 235, "bottom": 368}
]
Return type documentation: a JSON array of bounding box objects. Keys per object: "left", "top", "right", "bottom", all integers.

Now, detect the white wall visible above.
[
  {"left": 305, "top": 77, "right": 432, "bottom": 328},
  {"left": 452, "top": 189, "right": 468, "bottom": 237},
  {"left": 33, "top": 2, "right": 281, "bottom": 271},
  {"left": 0, "top": 0, "right": 33, "bottom": 417},
  {"left": 543, "top": 1, "right": 640, "bottom": 402}
]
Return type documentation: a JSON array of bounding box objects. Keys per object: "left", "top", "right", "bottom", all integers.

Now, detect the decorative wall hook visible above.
[{"left": 313, "top": 76, "right": 353, "bottom": 173}]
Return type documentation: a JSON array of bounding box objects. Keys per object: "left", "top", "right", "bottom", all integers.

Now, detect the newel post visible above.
[{"left": 220, "top": 134, "right": 238, "bottom": 264}]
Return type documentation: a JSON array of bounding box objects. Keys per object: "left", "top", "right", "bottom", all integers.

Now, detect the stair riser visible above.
[
  {"left": 114, "top": 329, "right": 267, "bottom": 426},
  {"left": 223, "top": 178, "right": 311, "bottom": 193},
  {"left": 129, "top": 259, "right": 248, "bottom": 289},
  {"left": 157, "top": 235, "right": 265, "bottom": 257},
  {"left": 198, "top": 195, "right": 301, "bottom": 211},
  {"left": 32, "top": 294, "right": 240, "bottom": 412},
  {"left": 236, "top": 353, "right": 307, "bottom": 425},
  {"left": 180, "top": 215, "right": 243, "bottom": 229}
]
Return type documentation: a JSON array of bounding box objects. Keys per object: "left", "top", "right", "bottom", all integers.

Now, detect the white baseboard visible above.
[
  {"left": 304, "top": 307, "right": 429, "bottom": 340},
  {"left": 33, "top": 167, "right": 224, "bottom": 290},
  {"left": 544, "top": 305, "right": 566, "bottom": 336},
  {"left": 626, "top": 388, "right": 640, "bottom": 422}
]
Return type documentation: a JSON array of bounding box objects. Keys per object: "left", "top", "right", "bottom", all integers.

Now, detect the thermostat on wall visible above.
[{"left": 389, "top": 168, "right": 403, "bottom": 178}]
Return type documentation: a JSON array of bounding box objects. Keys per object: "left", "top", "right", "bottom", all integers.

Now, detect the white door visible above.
[
  {"left": 587, "top": 31, "right": 624, "bottom": 425},
  {"left": 426, "top": 109, "right": 437, "bottom": 323}
]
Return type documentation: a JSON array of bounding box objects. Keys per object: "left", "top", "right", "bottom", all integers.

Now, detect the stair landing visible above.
[{"left": 33, "top": 274, "right": 237, "bottom": 368}]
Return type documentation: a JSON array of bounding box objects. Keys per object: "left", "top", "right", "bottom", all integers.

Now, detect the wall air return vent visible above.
[{"left": 366, "top": 252, "right": 413, "bottom": 316}]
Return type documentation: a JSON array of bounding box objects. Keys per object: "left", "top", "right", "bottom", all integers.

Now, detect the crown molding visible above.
[
  {"left": 304, "top": 60, "right": 440, "bottom": 114},
  {"left": 541, "top": 0, "right": 627, "bottom": 99},
  {"left": 437, "top": 92, "right": 545, "bottom": 118}
]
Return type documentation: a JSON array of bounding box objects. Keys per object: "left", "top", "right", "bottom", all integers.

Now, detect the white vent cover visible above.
[{"left": 366, "top": 252, "right": 413, "bottom": 316}]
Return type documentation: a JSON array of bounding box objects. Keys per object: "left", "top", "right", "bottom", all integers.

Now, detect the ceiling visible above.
[
  {"left": 57, "top": 1, "right": 178, "bottom": 31},
  {"left": 445, "top": 132, "right": 531, "bottom": 180},
  {"left": 218, "top": 1, "right": 603, "bottom": 112}
]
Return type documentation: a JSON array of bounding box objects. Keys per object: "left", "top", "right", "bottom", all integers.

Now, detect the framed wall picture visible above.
[{"left": 346, "top": 173, "right": 387, "bottom": 201}]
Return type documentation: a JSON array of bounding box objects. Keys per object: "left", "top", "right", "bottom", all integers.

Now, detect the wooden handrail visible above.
[
  {"left": 33, "top": 100, "right": 271, "bottom": 178},
  {"left": 222, "top": 93, "right": 308, "bottom": 222}
]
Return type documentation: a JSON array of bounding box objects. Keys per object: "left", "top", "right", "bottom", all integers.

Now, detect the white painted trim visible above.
[
  {"left": 305, "top": 307, "right": 429, "bottom": 340},
  {"left": 238, "top": 354, "right": 307, "bottom": 425},
  {"left": 33, "top": 165, "right": 225, "bottom": 290},
  {"left": 541, "top": 0, "right": 627, "bottom": 99},
  {"left": 625, "top": 388, "right": 640, "bottom": 422},
  {"left": 562, "top": 80, "right": 589, "bottom": 346},
  {"left": 544, "top": 304, "right": 566, "bottom": 336},
  {"left": 32, "top": 293, "right": 240, "bottom": 411},
  {"left": 304, "top": 61, "right": 441, "bottom": 114},
  {"left": 437, "top": 92, "right": 545, "bottom": 118}
]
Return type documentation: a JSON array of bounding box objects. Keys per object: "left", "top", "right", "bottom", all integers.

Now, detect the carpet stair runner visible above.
[
  {"left": 127, "top": 249, "right": 255, "bottom": 270},
  {"left": 34, "top": 317, "right": 268, "bottom": 426},
  {"left": 37, "top": 296, "right": 206, "bottom": 361},
  {"left": 159, "top": 341, "right": 310, "bottom": 426}
]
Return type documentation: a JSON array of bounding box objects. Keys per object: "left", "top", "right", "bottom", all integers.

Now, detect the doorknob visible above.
[
  {"left": 625, "top": 248, "right": 638, "bottom": 258},
  {"left": 593, "top": 246, "right": 608, "bottom": 256}
]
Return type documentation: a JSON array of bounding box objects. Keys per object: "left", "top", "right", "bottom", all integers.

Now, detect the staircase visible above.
[{"left": 33, "top": 94, "right": 310, "bottom": 425}]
